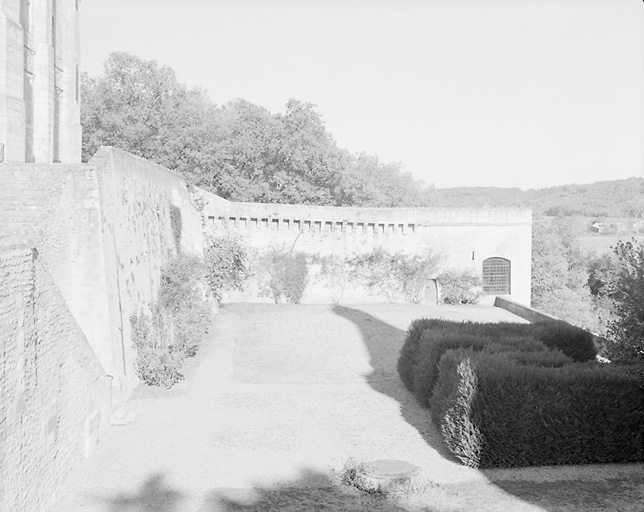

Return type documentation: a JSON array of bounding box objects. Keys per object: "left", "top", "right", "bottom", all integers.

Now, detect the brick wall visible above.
[
  {"left": 0, "top": 164, "right": 80, "bottom": 232},
  {"left": 0, "top": 149, "right": 205, "bottom": 511},
  {"left": 0, "top": 236, "right": 111, "bottom": 512}
]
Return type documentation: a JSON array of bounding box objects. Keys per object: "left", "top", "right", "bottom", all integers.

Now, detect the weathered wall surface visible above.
[
  {"left": 0, "top": 236, "right": 111, "bottom": 512},
  {"left": 0, "top": 150, "right": 204, "bottom": 398},
  {"left": 0, "top": 148, "right": 205, "bottom": 510},
  {"left": 199, "top": 194, "right": 532, "bottom": 305},
  {"left": 0, "top": 148, "right": 532, "bottom": 510},
  {"left": 0, "top": 163, "right": 81, "bottom": 232},
  {"left": 87, "top": 147, "right": 204, "bottom": 398}
]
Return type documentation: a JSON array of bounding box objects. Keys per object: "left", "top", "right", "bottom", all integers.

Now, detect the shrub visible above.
[
  {"left": 412, "top": 331, "right": 490, "bottom": 406},
  {"left": 530, "top": 320, "right": 597, "bottom": 362},
  {"left": 397, "top": 318, "right": 441, "bottom": 391},
  {"left": 484, "top": 336, "right": 547, "bottom": 354},
  {"left": 469, "top": 322, "right": 533, "bottom": 338},
  {"left": 498, "top": 349, "right": 572, "bottom": 367},
  {"left": 429, "top": 350, "right": 482, "bottom": 467},
  {"left": 159, "top": 253, "right": 211, "bottom": 356},
  {"left": 398, "top": 317, "right": 600, "bottom": 414},
  {"left": 431, "top": 352, "right": 644, "bottom": 468},
  {"left": 131, "top": 253, "right": 210, "bottom": 388},
  {"left": 260, "top": 249, "right": 309, "bottom": 303},
  {"left": 437, "top": 270, "right": 482, "bottom": 304},
  {"left": 348, "top": 248, "right": 442, "bottom": 303},
  {"left": 204, "top": 233, "right": 249, "bottom": 304},
  {"left": 130, "top": 309, "right": 184, "bottom": 388},
  {"left": 604, "top": 239, "right": 644, "bottom": 363},
  {"left": 398, "top": 319, "right": 545, "bottom": 396}
]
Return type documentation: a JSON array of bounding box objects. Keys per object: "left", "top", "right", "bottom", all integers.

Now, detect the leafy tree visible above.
[
  {"left": 603, "top": 239, "right": 644, "bottom": 362},
  {"left": 531, "top": 217, "right": 599, "bottom": 331},
  {"left": 81, "top": 52, "right": 212, "bottom": 169},
  {"left": 82, "top": 52, "right": 434, "bottom": 207}
]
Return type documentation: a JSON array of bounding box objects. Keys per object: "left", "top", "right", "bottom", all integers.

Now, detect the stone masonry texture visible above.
[
  {"left": 0, "top": 0, "right": 81, "bottom": 164},
  {"left": 0, "top": 236, "right": 111, "bottom": 512},
  {"left": 0, "top": 146, "right": 532, "bottom": 511}
]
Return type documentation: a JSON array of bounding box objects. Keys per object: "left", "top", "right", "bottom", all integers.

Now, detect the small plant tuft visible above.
[{"left": 331, "top": 459, "right": 386, "bottom": 497}]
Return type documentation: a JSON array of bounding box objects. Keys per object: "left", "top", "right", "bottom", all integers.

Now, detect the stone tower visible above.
[{"left": 0, "top": 0, "right": 81, "bottom": 163}]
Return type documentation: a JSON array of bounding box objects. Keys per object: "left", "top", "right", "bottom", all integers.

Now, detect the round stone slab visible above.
[{"left": 359, "top": 460, "right": 421, "bottom": 493}]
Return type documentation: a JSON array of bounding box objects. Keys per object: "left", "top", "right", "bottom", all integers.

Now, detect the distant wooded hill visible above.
[{"left": 427, "top": 178, "right": 644, "bottom": 218}]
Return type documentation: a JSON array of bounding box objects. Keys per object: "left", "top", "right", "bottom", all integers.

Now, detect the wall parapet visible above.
[
  {"left": 494, "top": 296, "right": 605, "bottom": 346},
  {"left": 197, "top": 191, "right": 532, "bottom": 228}
]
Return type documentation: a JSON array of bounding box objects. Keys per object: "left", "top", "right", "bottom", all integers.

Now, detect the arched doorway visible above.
[{"left": 482, "top": 257, "right": 511, "bottom": 295}]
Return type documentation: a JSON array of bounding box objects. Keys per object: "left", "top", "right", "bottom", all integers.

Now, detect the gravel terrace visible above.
[{"left": 51, "top": 303, "right": 644, "bottom": 512}]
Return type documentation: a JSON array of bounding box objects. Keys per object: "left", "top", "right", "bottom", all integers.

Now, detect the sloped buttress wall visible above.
[
  {"left": 56, "top": 147, "right": 204, "bottom": 400},
  {"left": 0, "top": 148, "right": 204, "bottom": 511}
]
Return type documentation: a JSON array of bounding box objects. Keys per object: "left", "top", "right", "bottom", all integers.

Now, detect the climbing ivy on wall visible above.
[
  {"left": 204, "top": 233, "right": 250, "bottom": 304},
  {"left": 257, "top": 248, "right": 309, "bottom": 304},
  {"left": 346, "top": 248, "right": 443, "bottom": 303},
  {"left": 130, "top": 253, "right": 211, "bottom": 388},
  {"left": 169, "top": 203, "right": 182, "bottom": 252}
]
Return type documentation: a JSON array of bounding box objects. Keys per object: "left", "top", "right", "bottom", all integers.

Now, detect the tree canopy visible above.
[
  {"left": 531, "top": 217, "right": 599, "bottom": 331},
  {"left": 600, "top": 240, "right": 644, "bottom": 362},
  {"left": 82, "top": 52, "right": 433, "bottom": 207}
]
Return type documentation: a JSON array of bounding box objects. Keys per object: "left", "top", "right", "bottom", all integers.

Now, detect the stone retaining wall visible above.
[{"left": 0, "top": 236, "right": 111, "bottom": 512}]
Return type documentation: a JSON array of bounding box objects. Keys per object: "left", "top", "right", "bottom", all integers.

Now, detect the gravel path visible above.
[{"left": 51, "top": 304, "right": 644, "bottom": 512}]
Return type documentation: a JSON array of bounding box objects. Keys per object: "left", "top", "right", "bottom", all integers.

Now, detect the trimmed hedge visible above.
[
  {"left": 430, "top": 352, "right": 644, "bottom": 468},
  {"left": 530, "top": 320, "right": 597, "bottom": 362},
  {"left": 398, "top": 319, "right": 597, "bottom": 396},
  {"left": 397, "top": 318, "right": 437, "bottom": 391},
  {"left": 411, "top": 332, "right": 490, "bottom": 406},
  {"left": 500, "top": 349, "right": 573, "bottom": 367}
]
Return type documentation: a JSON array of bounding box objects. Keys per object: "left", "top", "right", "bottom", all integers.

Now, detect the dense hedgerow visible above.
[
  {"left": 530, "top": 320, "right": 597, "bottom": 362},
  {"left": 429, "top": 349, "right": 482, "bottom": 465},
  {"left": 397, "top": 319, "right": 597, "bottom": 397},
  {"left": 430, "top": 352, "right": 644, "bottom": 468},
  {"left": 399, "top": 317, "right": 637, "bottom": 469},
  {"left": 397, "top": 318, "right": 444, "bottom": 391},
  {"left": 498, "top": 349, "right": 573, "bottom": 367},
  {"left": 411, "top": 332, "right": 490, "bottom": 406}
]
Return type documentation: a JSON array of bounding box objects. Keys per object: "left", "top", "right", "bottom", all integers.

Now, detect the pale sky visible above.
[{"left": 81, "top": 0, "right": 644, "bottom": 190}]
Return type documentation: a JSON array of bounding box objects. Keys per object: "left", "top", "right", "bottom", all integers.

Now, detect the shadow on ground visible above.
[
  {"left": 489, "top": 476, "right": 644, "bottom": 512},
  {"left": 99, "top": 469, "right": 440, "bottom": 512},
  {"left": 100, "top": 473, "right": 184, "bottom": 512},
  {"left": 331, "top": 305, "right": 454, "bottom": 461},
  {"left": 331, "top": 305, "right": 644, "bottom": 512}
]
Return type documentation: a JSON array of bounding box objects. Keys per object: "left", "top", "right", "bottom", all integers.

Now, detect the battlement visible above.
[{"left": 201, "top": 195, "right": 532, "bottom": 230}]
